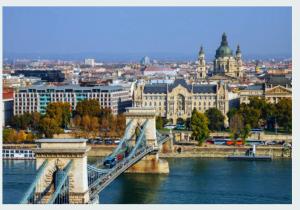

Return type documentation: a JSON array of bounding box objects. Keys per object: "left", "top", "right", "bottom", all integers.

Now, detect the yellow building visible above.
[
  {"left": 240, "top": 76, "right": 292, "bottom": 104},
  {"left": 133, "top": 79, "right": 229, "bottom": 125}
]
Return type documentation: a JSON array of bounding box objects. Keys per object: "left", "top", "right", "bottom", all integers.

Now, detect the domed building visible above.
[{"left": 213, "top": 33, "right": 243, "bottom": 78}]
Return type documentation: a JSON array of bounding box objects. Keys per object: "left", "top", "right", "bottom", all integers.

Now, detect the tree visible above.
[
  {"left": 229, "top": 113, "right": 244, "bottom": 140},
  {"left": 81, "top": 115, "right": 91, "bottom": 131},
  {"left": 30, "top": 112, "right": 41, "bottom": 130},
  {"left": 3, "top": 128, "right": 18, "bottom": 143},
  {"left": 227, "top": 108, "right": 238, "bottom": 124},
  {"left": 240, "top": 124, "right": 251, "bottom": 142},
  {"left": 191, "top": 109, "right": 209, "bottom": 145},
  {"left": 39, "top": 117, "right": 62, "bottom": 138},
  {"left": 275, "top": 98, "right": 292, "bottom": 132},
  {"left": 239, "top": 104, "right": 260, "bottom": 128},
  {"left": 115, "top": 114, "right": 126, "bottom": 137},
  {"left": 75, "top": 99, "right": 101, "bottom": 117},
  {"left": 17, "top": 130, "right": 27, "bottom": 143},
  {"left": 72, "top": 115, "right": 82, "bottom": 128},
  {"left": 205, "top": 108, "right": 225, "bottom": 131},
  {"left": 11, "top": 112, "right": 32, "bottom": 130},
  {"left": 90, "top": 117, "right": 100, "bottom": 138},
  {"left": 156, "top": 116, "right": 163, "bottom": 130},
  {"left": 46, "top": 102, "right": 71, "bottom": 128}
]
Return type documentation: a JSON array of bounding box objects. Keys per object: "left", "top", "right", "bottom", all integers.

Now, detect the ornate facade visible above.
[
  {"left": 133, "top": 79, "right": 229, "bottom": 125},
  {"left": 239, "top": 84, "right": 292, "bottom": 104}
]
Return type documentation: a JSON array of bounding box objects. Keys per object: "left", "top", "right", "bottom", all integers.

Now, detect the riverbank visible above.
[
  {"left": 87, "top": 144, "right": 291, "bottom": 159},
  {"left": 3, "top": 143, "right": 291, "bottom": 159}
]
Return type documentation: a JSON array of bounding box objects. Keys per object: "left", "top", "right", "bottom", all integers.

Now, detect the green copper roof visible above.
[{"left": 215, "top": 33, "right": 233, "bottom": 58}]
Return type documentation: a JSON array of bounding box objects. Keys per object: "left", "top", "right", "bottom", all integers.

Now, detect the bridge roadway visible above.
[{"left": 87, "top": 135, "right": 169, "bottom": 203}]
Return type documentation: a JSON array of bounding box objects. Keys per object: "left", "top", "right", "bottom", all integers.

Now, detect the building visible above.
[
  {"left": 84, "top": 58, "right": 95, "bottom": 67},
  {"left": 133, "top": 79, "right": 229, "bottom": 124},
  {"left": 14, "top": 85, "right": 132, "bottom": 116},
  {"left": 196, "top": 46, "right": 207, "bottom": 79},
  {"left": 140, "top": 56, "right": 151, "bottom": 66},
  {"left": 2, "top": 88, "right": 14, "bottom": 126},
  {"left": 213, "top": 33, "right": 243, "bottom": 78},
  {"left": 239, "top": 75, "right": 292, "bottom": 104},
  {"left": 12, "top": 70, "right": 65, "bottom": 82},
  {"left": 142, "top": 65, "right": 178, "bottom": 77}
]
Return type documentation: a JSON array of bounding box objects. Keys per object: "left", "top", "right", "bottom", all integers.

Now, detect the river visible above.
[{"left": 3, "top": 158, "right": 291, "bottom": 204}]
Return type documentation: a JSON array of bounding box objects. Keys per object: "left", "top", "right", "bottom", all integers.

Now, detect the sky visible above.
[{"left": 3, "top": 7, "right": 292, "bottom": 61}]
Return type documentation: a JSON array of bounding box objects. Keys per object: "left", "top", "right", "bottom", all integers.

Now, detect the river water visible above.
[{"left": 3, "top": 158, "right": 291, "bottom": 204}]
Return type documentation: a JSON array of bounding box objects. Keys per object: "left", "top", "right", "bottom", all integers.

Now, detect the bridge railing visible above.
[
  {"left": 88, "top": 145, "right": 155, "bottom": 202},
  {"left": 19, "top": 160, "right": 48, "bottom": 204}
]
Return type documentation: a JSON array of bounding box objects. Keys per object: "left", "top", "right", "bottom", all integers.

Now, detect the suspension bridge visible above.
[{"left": 19, "top": 108, "right": 171, "bottom": 204}]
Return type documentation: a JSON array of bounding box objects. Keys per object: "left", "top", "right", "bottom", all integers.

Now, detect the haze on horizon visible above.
[{"left": 3, "top": 7, "right": 292, "bottom": 61}]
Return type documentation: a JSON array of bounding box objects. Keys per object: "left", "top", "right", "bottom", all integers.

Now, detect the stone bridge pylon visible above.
[
  {"left": 34, "top": 139, "right": 91, "bottom": 204},
  {"left": 124, "top": 107, "right": 169, "bottom": 174}
]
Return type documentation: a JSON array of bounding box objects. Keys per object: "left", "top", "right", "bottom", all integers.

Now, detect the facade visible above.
[
  {"left": 2, "top": 88, "right": 14, "bottom": 126},
  {"left": 133, "top": 79, "right": 229, "bottom": 124},
  {"left": 213, "top": 33, "right": 243, "bottom": 78},
  {"left": 239, "top": 82, "right": 292, "bottom": 104},
  {"left": 14, "top": 85, "right": 132, "bottom": 116}
]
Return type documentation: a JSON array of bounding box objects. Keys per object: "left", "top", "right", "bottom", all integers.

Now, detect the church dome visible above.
[{"left": 215, "top": 33, "right": 233, "bottom": 58}]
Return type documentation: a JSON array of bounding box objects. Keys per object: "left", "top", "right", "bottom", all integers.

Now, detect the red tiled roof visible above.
[{"left": 3, "top": 88, "right": 14, "bottom": 100}]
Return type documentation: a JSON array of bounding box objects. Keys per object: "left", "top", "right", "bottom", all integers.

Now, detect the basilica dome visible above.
[{"left": 215, "top": 33, "right": 233, "bottom": 58}]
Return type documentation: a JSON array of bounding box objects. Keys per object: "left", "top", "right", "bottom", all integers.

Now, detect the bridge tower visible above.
[
  {"left": 34, "top": 139, "right": 90, "bottom": 204},
  {"left": 124, "top": 107, "right": 169, "bottom": 174}
]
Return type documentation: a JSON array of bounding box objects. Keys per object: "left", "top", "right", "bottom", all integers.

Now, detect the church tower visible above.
[
  {"left": 197, "top": 45, "right": 206, "bottom": 79},
  {"left": 235, "top": 44, "right": 243, "bottom": 77}
]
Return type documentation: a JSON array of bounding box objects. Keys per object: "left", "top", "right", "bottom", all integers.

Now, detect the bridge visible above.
[{"left": 19, "top": 108, "right": 172, "bottom": 204}]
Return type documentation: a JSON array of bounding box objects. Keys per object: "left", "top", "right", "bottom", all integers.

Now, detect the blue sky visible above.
[{"left": 3, "top": 7, "right": 292, "bottom": 61}]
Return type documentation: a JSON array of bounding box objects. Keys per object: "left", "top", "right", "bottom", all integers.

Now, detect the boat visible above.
[
  {"left": 2, "top": 149, "right": 35, "bottom": 160},
  {"left": 227, "top": 144, "right": 272, "bottom": 161}
]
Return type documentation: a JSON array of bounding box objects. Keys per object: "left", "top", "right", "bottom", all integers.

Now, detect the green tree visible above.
[
  {"left": 191, "top": 109, "right": 209, "bottom": 145},
  {"left": 11, "top": 112, "right": 32, "bottom": 130},
  {"left": 229, "top": 113, "right": 244, "bottom": 140},
  {"left": 239, "top": 104, "right": 260, "bottom": 128},
  {"left": 205, "top": 108, "right": 225, "bottom": 131},
  {"left": 275, "top": 98, "right": 292, "bottom": 132},
  {"left": 240, "top": 124, "right": 251, "bottom": 142},
  {"left": 156, "top": 116, "right": 164, "bottom": 130},
  {"left": 75, "top": 99, "right": 101, "bottom": 117},
  {"left": 227, "top": 107, "right": 238, "bottom": 123}
]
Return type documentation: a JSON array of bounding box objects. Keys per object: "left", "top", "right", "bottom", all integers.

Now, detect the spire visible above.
[
  {"left": 199, "top": 45, "right": 204, "bottom": 55},
  {"left": 221, "top": 32, "right": 228, "bottom": 46},
  {"left": 236, "top": 44, "right": 241, "bottom": 54}
]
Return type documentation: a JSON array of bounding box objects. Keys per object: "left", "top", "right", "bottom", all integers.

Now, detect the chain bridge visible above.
[{"left": 19, "top": 108, "right": 171, "bottom": 204}]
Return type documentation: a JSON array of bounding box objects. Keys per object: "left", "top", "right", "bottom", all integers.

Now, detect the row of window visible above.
[{"left": 144, "top": 95, "right": 217, "bottom": 100}]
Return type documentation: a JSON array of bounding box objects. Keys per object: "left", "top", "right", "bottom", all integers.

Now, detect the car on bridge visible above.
[{"left": 104, "top": 157, "right": 116, "bottom": 168}]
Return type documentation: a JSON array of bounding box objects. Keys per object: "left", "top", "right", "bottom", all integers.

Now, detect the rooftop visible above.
[{"left": 144, "top": 79, "right": 217, "bottom": 94}]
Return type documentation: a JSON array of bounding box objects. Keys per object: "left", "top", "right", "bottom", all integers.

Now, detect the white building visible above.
[
  {"left": 14, "top": 85, "right": 132, "bottom": 116},
  {"left": 84, "top": 58, "right": 95, "bottom": 67}
]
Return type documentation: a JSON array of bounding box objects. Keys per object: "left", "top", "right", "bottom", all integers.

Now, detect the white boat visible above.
[{"left": 2, "top": 149, "right": 35, "bottom": 160}]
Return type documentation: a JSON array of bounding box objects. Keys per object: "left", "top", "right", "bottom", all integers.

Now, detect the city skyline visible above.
[{"left": 4, "top": 7, "right": 291, "bottom": 61}]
